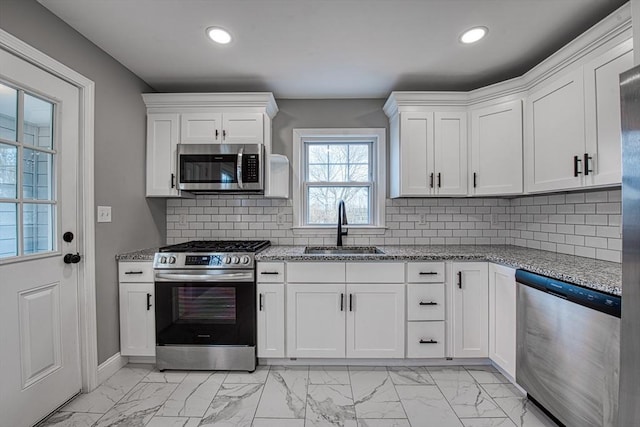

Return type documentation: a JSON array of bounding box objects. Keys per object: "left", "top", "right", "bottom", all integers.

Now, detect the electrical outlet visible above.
[
  {"left": 418, "top": 213, "right": 427, "bottom": 225},
  {"left": 491, "top": 213, "right": 499, "bottom": 226},
  {"left": 97, "top": 206, "right": 112, "bottom": 223},
  {"left": 276, "top": 212, "right": 287, "bottom": 226},
  {"left": 178, "top": 214, "right": 187, "bottom": 226}
]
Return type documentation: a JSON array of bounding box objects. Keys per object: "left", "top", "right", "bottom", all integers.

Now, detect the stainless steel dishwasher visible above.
[{"left": 516, "top": 270, "right": 621, "bottom": 427}]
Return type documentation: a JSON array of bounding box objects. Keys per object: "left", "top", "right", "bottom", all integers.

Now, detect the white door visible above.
[
  {"left": 434, "top": 112, "right": 468, "bottom": 196},
  {"left": 399, "top": 112, "right": 434, "bottom": 196},
  {"left": 346, "top": 284, "right": 405, "bottom": 358},
  {"left": 488, "top": 264, "right": 517, "bottom": 378},
  {"left": 257, "top": 282, "right": 285, "bottom": 358},
  {"left": 286, "top": 283, "right": 346, "bottom": 358},
  {"left": 221, "top": 113, "right": 264, "bottom": 144},
  {"left": 450, "top": 262, "right": 489, "bottom": 358},
  {"left": 0, "top": 48, "right": 82, "bottom": 427}
]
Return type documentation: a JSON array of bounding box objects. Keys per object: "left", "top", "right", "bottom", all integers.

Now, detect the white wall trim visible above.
[
  {"left": 142, "top": 92, "right": 279, "bottom": 118},
  {"left": 97, "top": 352, "right": 128, "bottom": 385},
  {"left": 0, "top": 29, "right": 98, "bottom": 392}
]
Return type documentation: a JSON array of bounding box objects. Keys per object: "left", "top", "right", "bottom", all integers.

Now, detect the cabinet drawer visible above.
[
  {"left": 407, "top": 284, "right": 445, "bottom": 321},
  {"left": 257, "top": 262, "right": 285, "bottom": 283},
  {"left": 287, "top": 262, "right": 345, "bottom": 283},
  {"left": 119, "top": 262, "right": 154, "bottom": 282},
  {"left": 346, "top": 262, "right": 404, "bottom": 283},
  {"left": 407, "top": 262, "right": 445, "bottom": 283},
  {"left": 407, "top": 321, "right": 445, "bottom": 358}
]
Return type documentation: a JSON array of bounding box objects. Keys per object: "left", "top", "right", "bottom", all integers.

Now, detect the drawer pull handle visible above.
[
  {"left": 419, "top": 272, "right": 438, "bottom": 275},
  {"left": 419, "top": 339, "right": 438, "bottom": 344},
  {"left": 260, "top": 271, "right": 280, "bottom": 275},
  {"left": 125, "top": 271, "right": 144, "bottom": 275},
  {"left": 419, "top": 301, "right": 438, "bottom": 306}
]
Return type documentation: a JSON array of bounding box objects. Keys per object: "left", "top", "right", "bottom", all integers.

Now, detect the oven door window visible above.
[
  {"left": 180, "top": 154, "right": 238, "bottom": 183},
  {"left": 155, "top": 281, "right": 255, "bottom": 346}
]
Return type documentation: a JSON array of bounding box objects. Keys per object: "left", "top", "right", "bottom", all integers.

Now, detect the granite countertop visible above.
[
  {"left": 115, "top": 247, "right": 159, "bottom": 261},
  {"left": 256, "top": 245, "right": 622, "bottom": 296}
]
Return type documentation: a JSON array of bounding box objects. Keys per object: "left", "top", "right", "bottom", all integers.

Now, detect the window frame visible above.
[{"left": 292, "top": 128, "right": 386, "bottom": 233}]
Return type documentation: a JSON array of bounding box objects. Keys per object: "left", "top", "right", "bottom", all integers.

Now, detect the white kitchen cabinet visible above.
[
  {"left": 146, "top": 113, "right": 180, "bottom": 197},
  {"left": 406, "top": 321, "right": 445, "bottom": 358},
  {"left": 346, "top": 284, "right": 405, "bottom": 358},
  {"left": 449, "top": 262, "right": 489, "bottom": 358},
  {"left": 488, "top": 264, "right": 517, "bottom": 378},
  {"left": 257, "top": 282, "right": 285, "bottom": 358},
  {"left": 286, "top": 283, "right": 346, "bottom": 358},
  {"left": 389, "top": 110, "right": 467, "bottom": 197},
  {"left": 118, "top": 261, "right": 155, "bottom": 357},
  {"left": 180, "top": 112, "right": 264, "bottom": 144},
  {"left": 470, "top": 99, "right": 523, "bottom": 195},
  {"left": 584, "top": 39, "right": 633, "bottom": 187}
]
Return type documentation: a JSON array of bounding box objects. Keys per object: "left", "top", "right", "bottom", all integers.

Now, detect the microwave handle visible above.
[{"left": 237, "top": 147, "right": 244, "bottom": 189}]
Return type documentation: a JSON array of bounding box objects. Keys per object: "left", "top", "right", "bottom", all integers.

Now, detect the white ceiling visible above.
[{"left": 39, "top": 0, "right": 628, "bottom": 98}]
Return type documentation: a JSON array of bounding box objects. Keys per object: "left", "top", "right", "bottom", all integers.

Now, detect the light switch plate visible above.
[{"left": 97, "top": 205, "right": 112, "bottom": 223}]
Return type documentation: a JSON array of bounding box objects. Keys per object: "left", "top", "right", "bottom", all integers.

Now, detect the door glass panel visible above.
[
  {"left": 0, "top": 84, "right": 17, "bottom": 142},
  {"left": 23, "top": 94, "right": 53, "bottom": 149},
  {"left": 0, "top": 203, "right": 17, "bottom": 258},
  {"left": 23, "top": 149, "right": 52, "bottom": 200},
  {"left": 23, "top": 203, "right": 53, "bottom": 255},
  {"left": 0, "top": 143, "right": 17, "bottom": 198}
]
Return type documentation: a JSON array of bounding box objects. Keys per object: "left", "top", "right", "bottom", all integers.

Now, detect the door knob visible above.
[{"left": 64, "top": 252, "right": 82, "bottom": 264}]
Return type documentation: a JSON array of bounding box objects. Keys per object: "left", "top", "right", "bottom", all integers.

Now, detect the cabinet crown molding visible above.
[{"left": 142, "top": 92, "right": 279, "bottom": 118}]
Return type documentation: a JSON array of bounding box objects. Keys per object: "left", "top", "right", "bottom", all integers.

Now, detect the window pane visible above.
[
  {"left": 23, "top": 148, "right": 53, "bottom": 200},
  {"left": 307, "top": 186, "right": 370, "bottom": 225},
  {"left": 349, "top": 144, "right": 370, "bottom": 163},
  {"left": 0, "top": 143, "right": 17, "bottom": 198},
  {"left": 23, "top": 203, "right": 54, "bottom": 255},
  {"left": 308, "top": 144, "right": 328, "bottom": 164},
  {"left": 0, "top": 203, "right": 17, "bottom": 258},
  {"left": 349, "top": 164, "right": 370, "bottom": 181},
  {"left": 23, "top": 94, "right": 53, "bottom": 149},
  {"left": 328, "top": 144, "right": 349, "bottom": 165},
  {"left": 328, "top": 164, "right": 348, "bottom": 182},
  {"left": 308, "top": 164, "right": 328, "bottom": 182},
  {"left": 0, "top": 84, "right": 17, "bottom": 142}
]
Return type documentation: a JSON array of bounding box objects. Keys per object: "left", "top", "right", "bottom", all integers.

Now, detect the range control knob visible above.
[
  {"left": 241, "top": 256, "right": 251, "bottom": 264},
  {"left": 231, "top": 256, "right": 240, "bottom": 264},
  {"left": 224, "top": 256, "right": 232, "bottom": 264},
  {"left": 160, "top": 256, "right": 167, "bottom": 264},
  {"left": 168, "top": 256, "right": 176, "bottom": 264}
]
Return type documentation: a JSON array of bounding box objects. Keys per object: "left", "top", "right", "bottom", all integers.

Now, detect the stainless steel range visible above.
[{"left": 153, "top": 240, "right": 270, "bottom": 371}]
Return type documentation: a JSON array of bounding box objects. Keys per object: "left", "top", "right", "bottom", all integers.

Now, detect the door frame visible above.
[{"left": 0, "top": 29, "right": 98, "bottom": 392}]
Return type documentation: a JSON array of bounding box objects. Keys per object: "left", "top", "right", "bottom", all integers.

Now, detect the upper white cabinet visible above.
[
  {"left": 388, "top": 108, "right": 467, "bottom": 197},
  {"left": 470, "top": 100, "right": 523, "bottom": 195},
  {"left": 181, "top": 112, "right": 264, "bottom": 144},
  {"left": 146, "top": 113, "right": 180, "bottom": 197}
]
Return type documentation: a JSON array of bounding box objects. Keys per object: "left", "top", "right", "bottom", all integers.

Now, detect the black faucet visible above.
[{"left": 337, "top": 199, "right": 348, "bottom": 246}]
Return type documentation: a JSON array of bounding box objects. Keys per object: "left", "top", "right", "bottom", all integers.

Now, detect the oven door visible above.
[{"left": 154, "top": 270, "right": 256, "bottom": 346}]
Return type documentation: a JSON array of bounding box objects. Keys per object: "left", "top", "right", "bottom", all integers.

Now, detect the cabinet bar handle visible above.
[
  {"left": 259, "top": 293, "right": 264, "bottom": 311},
  {"left": 349, "top": 294, "right": 353, "bottom": 312},
  {"left": 573, "top": 155, "right": 582, "bottom": 177},
  {"left": 473, "top": 172, "right": 477, "bottom": 188},
  {"left": 584, "top": 153, "right": 593, "bottom": 176},
  {"left": 419, "top": 301, "right": 438, "bottom": 306},
  {"left": 215, "top": 129, "right": 219, "bottom": 140},
  {"left": 340, "top": 293, "right": 344, "bottom": 311},
  {"left": 125, "top": 271, "right": 144, "bottom": 275},
  {"left": 457, "top": 271, "right": 462, "bottom": 289},
  {"left": 260, "top": 271, "right": 280, "bottom": 275},
  {"left": 437, "top": 173, "right": 442, "bottom": 188},
  {"left": 419, "top": 339, "right": 438, "bottom": 344},
  {"left": 146, "top": 293, "right": 152, "bottom": 310},
  {"left": 419, "top": 271, "right": 438, "bottom": 275},
  {"left": 223, "top": 130, "right": 227, "bottom": 139},
  {"left": 171, "top": 173, "right": 176, "bottom": 189},
  {"left": 429, "top": 173, "right": 434, "bottom": 188}
]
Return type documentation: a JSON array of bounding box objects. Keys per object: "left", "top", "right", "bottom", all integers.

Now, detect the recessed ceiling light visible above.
[
  {"left": 206, "top": 27, "right": 232, "bottom": 44},
  {"left": 459, "top": 26, "right": 488, "bottom": 44}
]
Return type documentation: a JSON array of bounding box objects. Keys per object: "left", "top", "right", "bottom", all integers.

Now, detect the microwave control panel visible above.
[{"left": 242, "top": 154, "right": 260, "bottom": 183}]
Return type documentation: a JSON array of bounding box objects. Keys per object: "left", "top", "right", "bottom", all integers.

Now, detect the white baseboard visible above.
[
  {"left": 97, "top": 352, "right": 128, "bottom": 385},
  {"left": 258, "top": 357, "right": 491, "bottom": 366},
  {"left": 128, "top": 356, "right": 156, "bottom": 364}
]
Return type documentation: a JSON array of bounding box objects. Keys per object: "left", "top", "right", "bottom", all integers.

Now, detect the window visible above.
[
  {"left": 293, "top": 128, "right": 386, "bottom": 230},
  {"left": 0, "top": 82, "right": 57, "bottom": 259}
]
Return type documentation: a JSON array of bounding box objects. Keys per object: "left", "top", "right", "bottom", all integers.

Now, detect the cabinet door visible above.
[
  {"left": 180, "top": 113, "right": 223, "bottom": 143},
  {"left": 286, "top": 283, "right": 345, "bottom": 358},
  {"left": 488, "top": 264, "right": 516, "bottom": 378},
  {"left": 470, "top": 100, "right": 523, "bottom": 195},
  {"left": 584, "top": 39, "right": 633, "bottom": 187},
  {"left": 257, "top": 283, "right": 285, "bottom": 358},
  {"left": 399, "top": 112, "right": 434, "bottom": 196},
  {"left": 222, "top": 113, "right": 264, "bottom": 144},
  {"left": 434, "top": 112, "right": 468, "bottom": 196},
  {"left": 525, "top": 69, "right": 585, "bottom": 192},
  {"left": 146, "top": 113, "right": 179, "bottom": 197},
  {"left": 119, "top": 283, "right": 155, "bottom": 356},
  {"left": 346, "top": 284, "right": 405, "bottom": 358},
  {"left": 450, "top": 262, "right": 489, "bottom": 358}
]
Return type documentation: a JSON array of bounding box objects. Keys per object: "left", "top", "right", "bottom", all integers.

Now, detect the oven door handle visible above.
[{"left": 155, "top": 272, "right": 254, "bottom": 282}]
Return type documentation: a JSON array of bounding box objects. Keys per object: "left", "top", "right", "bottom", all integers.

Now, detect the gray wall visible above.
[{"left": 0, "top": 0, "right": 165, "bottom": 364}]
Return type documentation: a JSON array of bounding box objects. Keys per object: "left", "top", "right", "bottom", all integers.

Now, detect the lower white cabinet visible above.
[
  {"left": 119, "top": 282, "right": 155, "bottom": 357},
  {"left": 257, "top": 283, "right": 285, "bottom": 358},
  {"left": 488, "top": 264, "right": 517, "bottom": 378},
  {"left": 407, "top": 321, "right": 445, "bottom": 358},
  {"left": 449, "top": 262, "right": 489, "bottom": 358}
]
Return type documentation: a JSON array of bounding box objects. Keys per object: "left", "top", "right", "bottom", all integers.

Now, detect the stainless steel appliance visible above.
[
  {"left": 153, "top": 240, "right": 271, "bottom": 371},
  {"left": 177, "top": 143, "right": 264, "bottom": 193},
  {"left": 516, "top": 270, "right": 621, "bottom": 427}
]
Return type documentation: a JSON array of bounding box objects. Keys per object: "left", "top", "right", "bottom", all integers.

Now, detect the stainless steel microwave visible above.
[{"left": 177, "top": 143, "right": 264, "bottom": 193}]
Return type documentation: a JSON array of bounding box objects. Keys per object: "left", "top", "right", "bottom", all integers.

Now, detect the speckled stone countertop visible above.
[
  {"left": 115, "top": 247, "right": 159, "bottom": 261},
  {"left": 256, "top": 245, "right": 622, "bottom": 296}
]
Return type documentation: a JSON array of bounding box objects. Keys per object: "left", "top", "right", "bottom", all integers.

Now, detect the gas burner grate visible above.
[{"left": 159, "top": 240, "right": 271, "bottom": 253}]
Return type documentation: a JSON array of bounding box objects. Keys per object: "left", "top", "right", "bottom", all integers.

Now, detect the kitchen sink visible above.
[{"left": 303, "top": 246, "right": 385, "bottom": 255}]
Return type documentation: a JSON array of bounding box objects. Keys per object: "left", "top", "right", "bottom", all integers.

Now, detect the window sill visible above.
[{"left": 291, "top": 226, "right": 387, "bottom": 236}]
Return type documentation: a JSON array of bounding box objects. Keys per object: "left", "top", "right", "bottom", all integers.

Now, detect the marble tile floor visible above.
[{"left": 39, "top": 364, "right": 558, "bottom": 427}]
